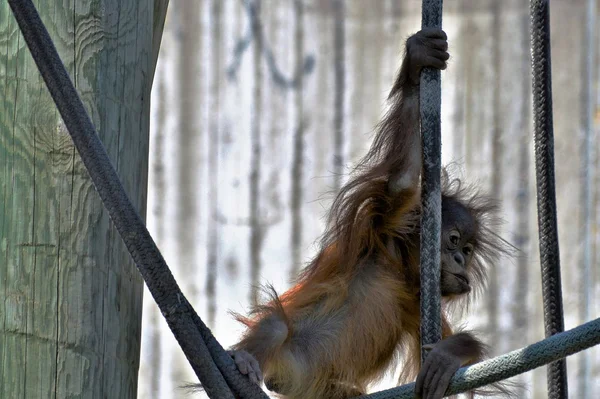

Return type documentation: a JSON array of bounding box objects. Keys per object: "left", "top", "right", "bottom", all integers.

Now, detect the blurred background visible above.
[{"left": 137, "top": 0, "right": 600, "bottom": 397}]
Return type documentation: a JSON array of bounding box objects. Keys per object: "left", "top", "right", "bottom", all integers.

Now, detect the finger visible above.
[
  {"left": 250, "top": 357, "right": 263, "bottom": 381},
  {"left": 234, "top": 354, "right": 249, "bottom": 375},
  {"left": 415, "top": 356, "right": 433, "bottom": 396},
  {"left": 415, "top": 372, "right": 424, "bottom": 397},
  {"left": 432, "top": 369, "right": 454, "bottom": 399},
  {"left": 429, "top": 49, "right": 450, "bottom": 61},
  {"left": 426, "top": 368, "right": 444, "bottom": 399},
  {"left": 421, "top": 362, "right": 437, "bottom": 399},
  {"left": 248, "top": 369, "right": 258, "bottom": 384},
  {"left": 425, "top": 39, "right": 448, "bottom": 51},
  {"left": 422, "top": 55, "right": 447, "bottom": 70},
  {"left": 422, "top": 375, "right": 431, "bottom": 399},
  {"left": 415, "top": 370, "right": 425, "bottom": 397},
  {"left": 421, "top": 28, "right": 447, "bottom": 40},
  {"left": 425, "top": 49, "right": 450, "bottom": 61}
]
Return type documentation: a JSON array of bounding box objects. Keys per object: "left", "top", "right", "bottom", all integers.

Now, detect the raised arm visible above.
[
  {"left": 382, "top": 28, "right": 449, "bottom": 194},
  {"left": 331, "top": 28, "right": 449, "bottom": 216},
  {"left": 320, "top": 29, "right": 449, "bottom": 274}
]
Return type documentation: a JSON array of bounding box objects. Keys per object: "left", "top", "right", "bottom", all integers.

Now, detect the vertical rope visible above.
[
  {"left": 419, "top": 0, "right": 444, "bottom": 361},
  {"left": 529, "top": 1, "right": 568, "bottom": 397}
]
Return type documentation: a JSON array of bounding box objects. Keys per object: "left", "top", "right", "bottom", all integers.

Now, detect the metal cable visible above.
[
  {"left": 529, "top": 1, "right": 568, "bottom": 397},
  {"left": 419, "top": 0, "right": 444, "bottom": 362}
]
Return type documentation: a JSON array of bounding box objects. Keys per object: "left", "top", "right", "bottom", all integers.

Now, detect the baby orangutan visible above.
[{"left": 231, "top": 29, "right": 510, "bottom": 399}]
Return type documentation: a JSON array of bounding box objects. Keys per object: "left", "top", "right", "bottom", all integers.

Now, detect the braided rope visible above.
[
  {"left": 7, "top": 1, "right": 268, "bottom": 398},
  {"left": 530, "top": 1, "right": 568, "bottom": 397},
  {"left": 359, "top": 317, "right": 600, "bottom": 399},
  {"left": 419, "top": 0, "right": 444, "bottom": 361}
]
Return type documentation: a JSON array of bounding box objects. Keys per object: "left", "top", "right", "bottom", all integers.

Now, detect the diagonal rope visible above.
[
  {"left": 419, "top": 0, "right": 444, "bottom": 362},
  {"left": 529, "top": 1, "right": 568, "bottom": 397},
  {"left": 359, "top": 317, "right": 600, "bottom": 399},
  {"left": 7, "top": 1, "right": 268, "bottom": 398}
]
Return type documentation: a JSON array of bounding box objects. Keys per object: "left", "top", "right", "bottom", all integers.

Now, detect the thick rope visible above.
[
  {"left": 359, "top": 317, "right": 600, "bottom": 399},
  {"left": 419, "top": 0, "right": 444, "bottom": 361},
  {"left": 530, "top": 1, "right": 568, "bottom": 397},
  {"left": 7, "top": 1, "right": 268, "bottom": 398}
]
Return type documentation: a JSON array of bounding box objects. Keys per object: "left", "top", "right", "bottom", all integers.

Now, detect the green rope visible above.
[{"left": 359, "top": 317, "right": 600, "bottom": 398}]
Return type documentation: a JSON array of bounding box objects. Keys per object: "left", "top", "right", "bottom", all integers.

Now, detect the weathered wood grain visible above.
[{"left": 0, "top": 1, "right": 164, "bottom": 397}]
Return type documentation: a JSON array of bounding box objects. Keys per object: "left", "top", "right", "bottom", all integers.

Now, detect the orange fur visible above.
[
  {"left": 232, "top": 177, "right": 506, "bottom": 399},
  {"left": 231, "top": 31, "right": 512, "bottom": 399}
]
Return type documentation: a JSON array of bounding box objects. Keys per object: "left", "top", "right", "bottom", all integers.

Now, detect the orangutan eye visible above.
[
  {"left": 463, "top": 244, "right": 474, "bottom": 256},
  {"left": 449, "top": 230, "right": 460, "bottom": 246}
]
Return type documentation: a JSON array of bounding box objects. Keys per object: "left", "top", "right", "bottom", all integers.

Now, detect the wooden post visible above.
[{"left": 0, "top": 0, "right": 167, "bottom": 397}]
